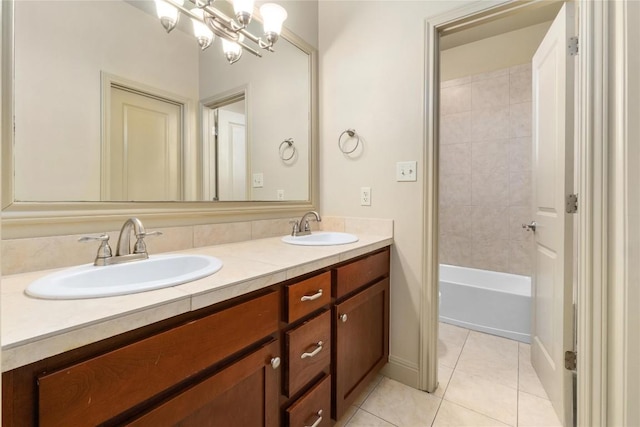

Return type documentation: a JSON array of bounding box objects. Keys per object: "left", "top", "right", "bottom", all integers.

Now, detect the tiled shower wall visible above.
[{"left": 439, "top": 64, "right": 533, "bottom": 276}]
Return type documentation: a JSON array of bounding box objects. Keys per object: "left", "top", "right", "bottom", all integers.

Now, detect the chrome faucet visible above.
[
  {"left": 290, "top": 211, "right": 322, "bottom": 236},
  {"left": 80, "top": 217, "right": 162, "bottom": 266}
]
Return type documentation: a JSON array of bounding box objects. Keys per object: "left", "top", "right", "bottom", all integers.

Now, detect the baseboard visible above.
[{"left": 381, "top": 355, "right": 419, "bottom": 389}]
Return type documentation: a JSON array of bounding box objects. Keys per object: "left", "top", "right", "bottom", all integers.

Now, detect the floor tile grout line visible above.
[
  {"left": 357, "top": 407, "right": 400, "bottom": 427},
  {"left": 440, "top": 397, "right": 518, "bottom": 427},
  {"left": 429, "top": 388, "right": 446, "bottom": 427}
]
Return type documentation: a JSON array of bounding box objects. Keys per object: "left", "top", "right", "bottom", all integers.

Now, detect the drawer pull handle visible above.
[
  {"left": 301, "top": 341, "right": 324, "bottom": 359},
  {"left": 270, "top": 357, "right": 281, "bottom": 369},
  {"left": 339, "top": 313, "right": 348, "bottom": 323},
  {"left": 305, "top": 410, "right": 323, "bottom": 427},
  {"left": 301, "top": 289, "right": 323, "bottom": 302}
]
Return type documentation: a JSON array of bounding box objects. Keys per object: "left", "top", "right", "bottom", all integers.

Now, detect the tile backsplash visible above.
[
  {"left": 2, "top": 216, "right": 393, "bottom": 275},
  {"left": 439, "top": 64, "right": 533, "bottom": 276}
]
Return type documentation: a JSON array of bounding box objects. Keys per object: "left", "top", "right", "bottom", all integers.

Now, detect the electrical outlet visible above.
[
  {"left": 277, "top": 189, "right": 285, "bottom": 200},
  {"left": 360, "top": 187, "right": 371, "bottom": 206},
  {"left": 252, "top": 173, "right": 264, "bottom": 188},
  {"left": 396, "top": 161, "right": 417, "bottom": 182}
]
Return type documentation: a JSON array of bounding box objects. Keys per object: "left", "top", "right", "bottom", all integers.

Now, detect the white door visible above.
[
  {"left": 530, "top": 3, "right": 575, "bottom": 425},
  {"left": 108, "top": 87, "right": 182, "bottom": 201},
  {"left": 217, "top": 109, "right": 247, "bottom": 201}
]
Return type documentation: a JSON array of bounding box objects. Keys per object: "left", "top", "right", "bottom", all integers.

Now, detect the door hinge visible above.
[
  {"left": 566, "top": 194, "right": 578, "bottom": 214},
  {"left": 568, "top": 36, "right": 579, "bottom": 56},
  {"left": 565, "top": 350, "right": 577, "bottom": 371}
]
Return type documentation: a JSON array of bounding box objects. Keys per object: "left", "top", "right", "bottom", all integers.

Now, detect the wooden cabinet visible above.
[
  {"left": 4, "top": 289, "right": 281, "bottom": 427},
  {"left": 125, "top": 340, "right": 280, "bottom": 427},
  {"left": 38, "top": 291, "right": 280, "bottom": 427},
  {"left": 2, "top": 246, "right": 391, "bottom": 426},
  {"left": 332, "top": 249, "right": 390, "bottom": 420}
]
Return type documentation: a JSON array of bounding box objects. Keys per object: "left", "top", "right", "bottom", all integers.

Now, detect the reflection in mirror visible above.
[
  {"left": 201, "top": 93, "right": 248, "bottom": 201},
  {"left": 12, "top": 0, "right": 311, "bottom": 203}
]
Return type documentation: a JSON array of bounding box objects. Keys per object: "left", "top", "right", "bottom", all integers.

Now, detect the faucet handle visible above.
[
  {"left": 138, "top": 230, "right": 163, "bottom": 238},
  {"left": 133, "top": 231, "right": 162, "bottom": 254},
  {"left": 133, "top": 230, "right": 162, "bottom": 254},
  {"left": 78, "top": 233, "right": 110, "bottom": 243},
  {"left": 79, "top": 234, "right": 113, "bottom": 262},
  {"left": 289, "top": 220, "right": 300, "bottom": 236}
]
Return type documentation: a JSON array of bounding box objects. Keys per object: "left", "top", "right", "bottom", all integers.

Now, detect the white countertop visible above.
[{"left": 1, "top": 233, "right": 393, "bottom": 372}]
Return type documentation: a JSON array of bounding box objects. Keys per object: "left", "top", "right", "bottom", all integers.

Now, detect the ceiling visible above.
[{"left": 440, "top": 1, "right": 565, "bottom": 51}]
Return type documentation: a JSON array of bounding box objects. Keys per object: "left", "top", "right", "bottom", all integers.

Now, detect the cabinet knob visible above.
[
  {"left": 269, "top": 357, "right": 281, "bottom": 370},
  {"left": 304, "top": 409, "right": 323, "bottom": 427},
  {"left": 339, "top": 313, "right": 348, "bottom": 323}
]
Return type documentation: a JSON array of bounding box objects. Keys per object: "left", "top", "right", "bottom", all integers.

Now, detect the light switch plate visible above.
[
  {"left": 252, "top": 173, "right": 264, "bottom": 188},
  {"left": 396, "top": 161, "right": 417, "bottom": 182}
]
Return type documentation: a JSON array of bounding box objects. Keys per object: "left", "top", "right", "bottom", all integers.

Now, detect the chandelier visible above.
[{"left": 154, "top": 0, "right": 288, "bottom": 64}]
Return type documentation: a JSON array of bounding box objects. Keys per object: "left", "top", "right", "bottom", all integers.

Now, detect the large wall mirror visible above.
[{"left": 1, "top": 0, "right": 318, "bottom": 237}]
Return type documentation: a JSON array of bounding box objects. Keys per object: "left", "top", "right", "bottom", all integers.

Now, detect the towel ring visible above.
[
  {"left": 279, "top": 138, "right": 296, "bottom": 161},
  {"left": 338, "top": 129, "right": 360, "bottom": 154}
]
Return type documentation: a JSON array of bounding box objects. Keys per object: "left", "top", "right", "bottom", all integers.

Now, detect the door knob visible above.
[
  {"left": 339, "top": 314, "right": 348, "bottom": 323},
  {"left": 522, "top": 221, "right": 537, "bottom": 232}
]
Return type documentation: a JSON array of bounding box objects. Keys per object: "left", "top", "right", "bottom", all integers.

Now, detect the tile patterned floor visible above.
[{"left": 335, "top": 323, "right": 563, "bottom": 427}]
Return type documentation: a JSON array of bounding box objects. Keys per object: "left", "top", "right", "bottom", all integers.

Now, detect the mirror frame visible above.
[{"left": 0, "top": 0, "right": 319, "bottom": 239}]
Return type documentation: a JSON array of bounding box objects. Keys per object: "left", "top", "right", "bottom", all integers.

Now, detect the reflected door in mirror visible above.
[
  {"left": 217, "top": 110, "right": 248, "bottom": 201},
  {"left": 106, "top": 87, "right": 183, "bottom": 201}
]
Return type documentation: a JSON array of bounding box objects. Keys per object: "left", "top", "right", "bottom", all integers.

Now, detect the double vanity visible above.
[{"left": 1, "top": 218, "right": 392, "bottom": 426}]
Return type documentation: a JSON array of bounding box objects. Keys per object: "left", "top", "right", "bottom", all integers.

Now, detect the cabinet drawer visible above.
[
  {"left": 286, "top": 271, "right": 331, "bottom": 323},
  {"left": 286, "top": 374, "right": 331, "bottom": 427},
  {"left": 125, "top": 340, "right": 280, "bottom": 427},
  {"left": 38, "top": 290, "right": 280, "bottom": 427},
  {"left": 335, "top": 249, "right": 390, "bottom": 299},
  {"left": 285, "top": 310, "right": 331, "bottom": 397}
]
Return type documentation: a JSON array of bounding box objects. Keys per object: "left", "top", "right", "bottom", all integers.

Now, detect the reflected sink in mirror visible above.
[
  {"left": 281, "top": 232, "right": 358, "bottom": 246},
  {"left": 25, "top": 254, "right": 223, "bottom": 299}
]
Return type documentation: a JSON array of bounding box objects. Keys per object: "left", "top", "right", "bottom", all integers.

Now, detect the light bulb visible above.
[
  {"left": 260, "top": 3, "right": 287, "bottom": 45},
  {"left": 154, "top": 0, "right": 184, "bottom": 33},
  {"left": 222, "top": 39, "right": 243, "bottom": 64},
  {"left": 191, "top": 8, "right": 214, "bottom": 50},
  {"left": 233, "top": 0, "right": 254, "bottom": 26}
]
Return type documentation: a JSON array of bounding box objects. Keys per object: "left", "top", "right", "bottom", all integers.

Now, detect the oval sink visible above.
[
  {"left": 282, "top": 232, "right": 358, "bottom": 246},
  {"left": 25, "top": 254, "right": 223, "bottom": 299}
]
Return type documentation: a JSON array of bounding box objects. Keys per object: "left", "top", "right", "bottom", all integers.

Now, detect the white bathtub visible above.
[{"left": 439, "top": 264, "right": 531, "bottom": 343}]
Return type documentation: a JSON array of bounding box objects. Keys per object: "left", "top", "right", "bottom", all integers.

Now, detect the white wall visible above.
[
  {"left": 14, "top": 1, "right": 199, "bottom": 201},
  {"left": 199, "top": 2, "right": 315, "bottom": 201},
  {"left": 319, "top": 0, "right": 474, "bottom": 386}
]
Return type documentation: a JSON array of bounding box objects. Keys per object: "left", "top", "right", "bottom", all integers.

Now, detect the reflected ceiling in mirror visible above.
[{"left": 13, "top": 0, "right": 311, "bottom": 202}]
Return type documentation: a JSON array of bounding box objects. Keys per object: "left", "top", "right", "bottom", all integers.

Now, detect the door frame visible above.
[{"left": 421, "top": 1, "right": 610, "bottom": 425}]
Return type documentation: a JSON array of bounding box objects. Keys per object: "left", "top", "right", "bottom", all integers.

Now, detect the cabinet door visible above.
[
  {"left": 334, "top": 278, "right": 389, "bottom": 420},
  {"left": 125, "top": 340, "right": 280, "bottom": 427}
]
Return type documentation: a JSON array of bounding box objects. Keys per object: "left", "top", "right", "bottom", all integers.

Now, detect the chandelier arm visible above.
[
  {"left": 257, "top": 39, "right": 275, "bottom": 52},
  {"left": 236, "top": 40, "right": 262, "bottom": 57}
]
